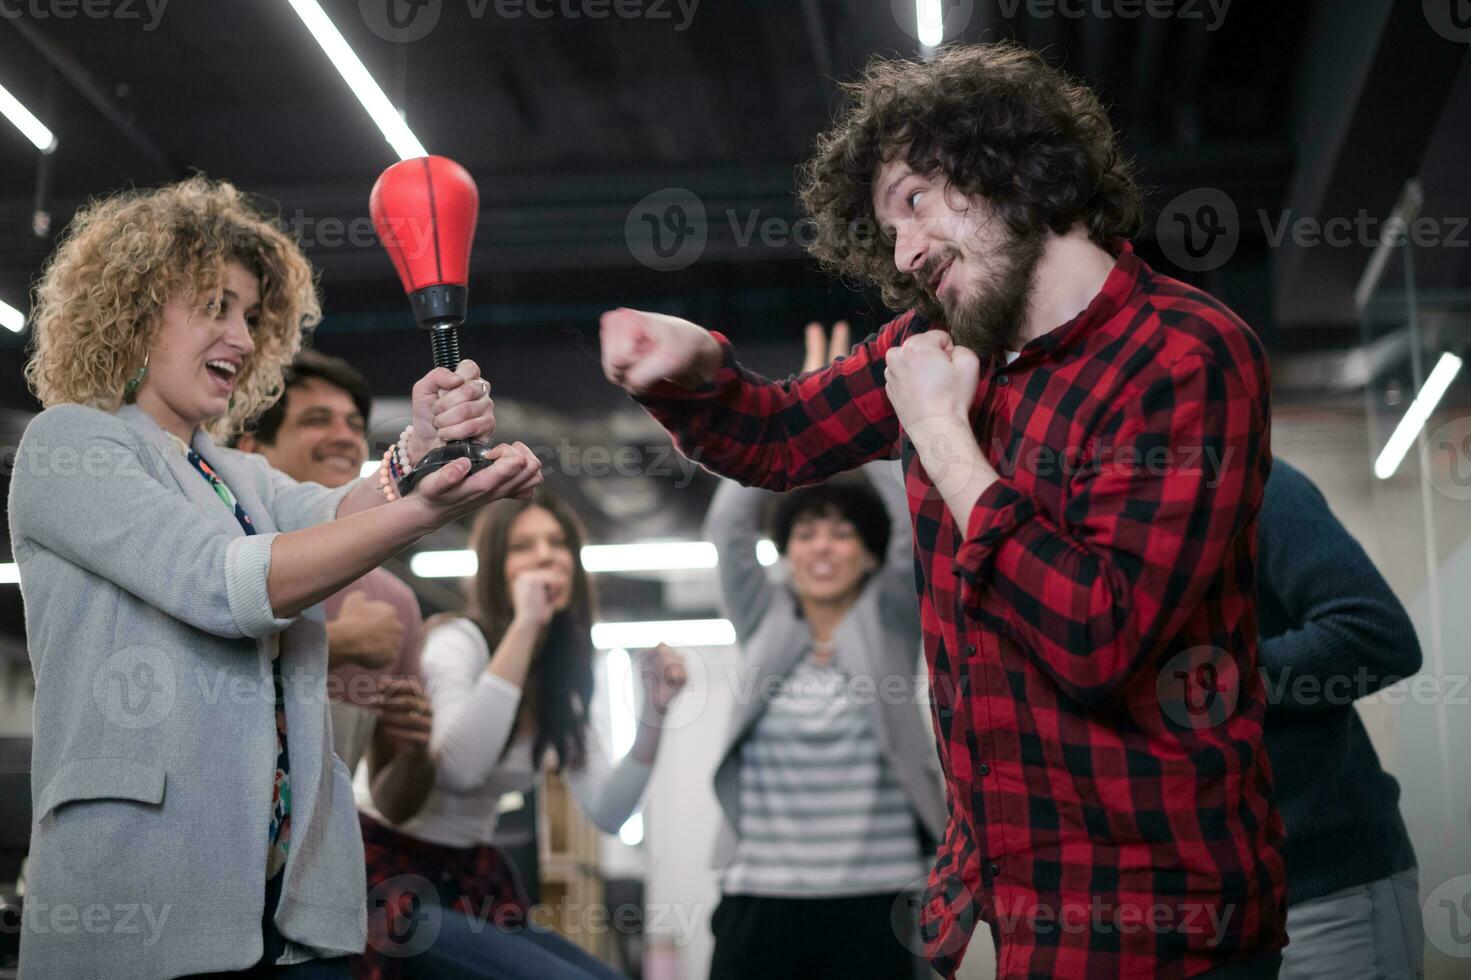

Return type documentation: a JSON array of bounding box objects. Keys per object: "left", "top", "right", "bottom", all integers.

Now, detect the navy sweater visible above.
[{"left": 1257, "top": 460, "right": 1420, "bottom": 905}]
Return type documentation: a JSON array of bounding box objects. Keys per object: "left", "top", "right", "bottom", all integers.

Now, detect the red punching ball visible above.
[
  {"left": 370, "top": 155, "right": 480, "bottom": 330},
  {"left": 369, "top": 156, "right": 490, "bottom": 494}
]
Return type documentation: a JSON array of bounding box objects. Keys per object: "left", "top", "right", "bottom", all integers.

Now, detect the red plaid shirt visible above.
[{"left": 638, "top": 244, "right": 1287, "bottom": 978}]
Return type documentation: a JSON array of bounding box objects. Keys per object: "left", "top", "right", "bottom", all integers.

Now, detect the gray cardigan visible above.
[
  {"left": 703, "top": 460, "right": 946, "bottom": 872},
  {"left": 8, "top": 404, "right": 368, "bottom": 979}
]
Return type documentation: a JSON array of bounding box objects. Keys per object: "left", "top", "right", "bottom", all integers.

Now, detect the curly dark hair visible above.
[
  {"left": 769, "top": 471, "right": 891, "bottom": 567},
  {"left": 799, "top": 42, "right": 1142, "bottom": 320}
]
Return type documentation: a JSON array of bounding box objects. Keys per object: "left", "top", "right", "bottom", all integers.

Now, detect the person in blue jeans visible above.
[{"left": 399, "top": 907, "right": 625, "bottom": 980}]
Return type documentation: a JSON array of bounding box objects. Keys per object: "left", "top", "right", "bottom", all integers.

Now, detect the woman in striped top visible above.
[{"left": 701, "top": 324, "right": 946, "bottom": 980}]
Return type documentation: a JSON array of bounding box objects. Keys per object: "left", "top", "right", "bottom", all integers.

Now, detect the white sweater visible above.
[{"left": 357, "top": 616, "right": 652, "bottom": 847}]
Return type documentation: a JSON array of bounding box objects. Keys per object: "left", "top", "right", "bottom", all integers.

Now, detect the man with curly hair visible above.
[{"left": 602, "top": 43, "right": 1286, "bottom": 979}]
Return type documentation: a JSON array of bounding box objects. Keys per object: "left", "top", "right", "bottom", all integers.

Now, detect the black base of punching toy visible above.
[{"left": 397, "top": 439, "right": 493, "bottom": 497}]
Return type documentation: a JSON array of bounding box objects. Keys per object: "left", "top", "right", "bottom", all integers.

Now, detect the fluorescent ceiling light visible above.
[
  {"left": 409, "top": 549, "right": 478, "bottom": 579},
  {"left": 915, "top": 0, "right": 944, "bottom": 47},
  {"left": 285, "top": 0, "right": 427, "bottom": 160},
  {"left": 591, "top": 619, "right": 735, "bottom": 650},
  {"left": 0, "top": 297, "right": 25, "bottom": 333},
  {"left": 0, "top": 563, "right": 19, "bottom": 585},
  {"left": 619, "top": 811, "right": 644, "bottom": 847},
  {"left": 1374, "top": 352, "right": 1463, "bottom": 480},
  {"left": 581, "top": 541, "right": 717, "bottom": 573},
  {"left": 411, "top": 540, "right": 777, "bottom": 577},
  {"left": 0, "top": 79, "right": 57, "bottom": 154}
]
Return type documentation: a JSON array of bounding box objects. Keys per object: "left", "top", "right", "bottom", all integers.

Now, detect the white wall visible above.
[{"left": 640, "top": 641, "right": 738, "bottom": 978}]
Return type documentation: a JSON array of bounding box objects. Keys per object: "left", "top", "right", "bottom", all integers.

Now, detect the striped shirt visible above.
[{"left": 721, "top": 650, "right": 926, "bottom": 898}]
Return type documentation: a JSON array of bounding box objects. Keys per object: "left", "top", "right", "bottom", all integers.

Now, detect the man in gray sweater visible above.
[{"left": 1256, "top": 459, "right": 1424, "bottom": 979}]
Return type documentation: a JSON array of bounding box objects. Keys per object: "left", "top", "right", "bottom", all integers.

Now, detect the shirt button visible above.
[
  {"left": 985, "top": 862, "right": 1000, "bottom": 877},
  {"left": 966, "top": 645, "right": 977, "bottom": 656},
  {"left": 978, "top": 763, "right": 990, "bottom": 776},
  {"left": 996, "top": 374, "right": 1010, "bottom": 387}
]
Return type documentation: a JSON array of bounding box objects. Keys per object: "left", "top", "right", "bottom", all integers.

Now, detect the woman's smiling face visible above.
[
  {"left": 785, "top": 510, "right": 875, "bottom": 604},
  {"left": 134, "top": 260, "right": 259, "bottom": 439}
]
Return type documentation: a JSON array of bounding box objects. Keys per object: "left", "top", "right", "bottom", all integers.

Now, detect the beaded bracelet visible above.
[
  {"left": 375, "top": 449, "right": 400, "bottom": 502},
  {"left": 397, "top": 426, "right": 420, "bottom": 472}
]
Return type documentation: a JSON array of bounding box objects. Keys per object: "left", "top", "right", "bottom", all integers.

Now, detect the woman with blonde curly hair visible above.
[{"left": 9, "top": 176, "right": 543, "bottom": 979}]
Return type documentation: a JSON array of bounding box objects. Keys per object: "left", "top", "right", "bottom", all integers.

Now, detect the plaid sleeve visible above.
[
  {"left": 920, "top": 794, "right": 985, "bottom": 979},
  {"left": 955, "top": 353, "right": 1265, "bottom": 706},
  {"left": 633, "top": 314, "right": 920, "bottom": 490}
]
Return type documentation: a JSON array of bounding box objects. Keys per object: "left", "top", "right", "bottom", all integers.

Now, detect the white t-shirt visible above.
[{"left": 356, "top": 617, "right": 652, "bottom": 847}]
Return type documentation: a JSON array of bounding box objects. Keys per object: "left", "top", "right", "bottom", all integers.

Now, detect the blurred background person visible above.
[
  {"left": 353, "top": 493, "right": 686, "bottom": 980},
  {"left": 1257, "top": 460, "right": 1424, "bottom": 980},
  {"left": 702, "top": 323, "right": 944, "bottom": 980},
  {"left": 236, "top": 349, "right": 434, "bottom": 825}
]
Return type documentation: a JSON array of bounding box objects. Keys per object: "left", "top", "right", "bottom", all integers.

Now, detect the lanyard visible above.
[{"left": 171, "top": 434, "right": 256, "bottom": 536}]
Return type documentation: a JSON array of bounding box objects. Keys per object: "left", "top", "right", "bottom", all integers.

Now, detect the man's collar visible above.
[{"left": 1016, "top": 239, "right": 1142, "bottom": 365}]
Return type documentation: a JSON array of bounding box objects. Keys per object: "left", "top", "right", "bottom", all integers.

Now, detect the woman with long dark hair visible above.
[{"left": 354, "top": 493, "right": 685, "bottom": 980}]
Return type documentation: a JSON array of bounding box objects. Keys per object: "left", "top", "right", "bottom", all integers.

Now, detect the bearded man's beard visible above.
[{"left": 938, "top": 228, "right": 1046, "bottom": 364}]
